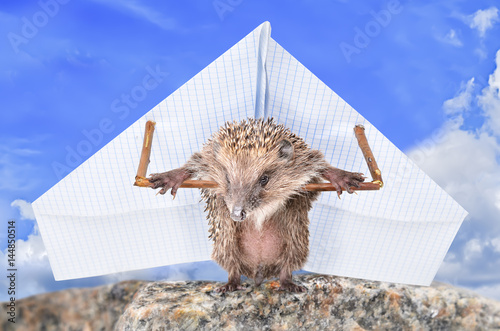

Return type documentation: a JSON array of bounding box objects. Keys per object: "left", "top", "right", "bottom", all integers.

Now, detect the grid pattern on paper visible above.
[
  {"left": 33, "top": 22, "right": 467, "bottom": 284},
  {"left": 264, "top": 37, "right": 467, "bottom": 285}
]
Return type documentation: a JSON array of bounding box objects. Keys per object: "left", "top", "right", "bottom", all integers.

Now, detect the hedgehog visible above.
[{"left": 149, "top": 118, "right": 365, "bottom": 293}]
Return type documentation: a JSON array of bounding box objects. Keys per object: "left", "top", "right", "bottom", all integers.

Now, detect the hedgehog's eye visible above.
[{"left": 259, "top": 175, "right": 269, "bottom": 187}]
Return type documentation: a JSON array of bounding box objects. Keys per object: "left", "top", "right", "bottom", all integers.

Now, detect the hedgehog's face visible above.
[{"left": 212, "top": 139, "right": 295, "bottom": 225}]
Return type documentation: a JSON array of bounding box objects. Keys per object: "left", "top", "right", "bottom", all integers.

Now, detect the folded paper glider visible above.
[{"left": 33, "top": 22, "right": 467, "bottom": 285}]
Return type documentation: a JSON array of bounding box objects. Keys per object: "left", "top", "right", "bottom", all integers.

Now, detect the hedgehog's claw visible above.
[
  {"left": 323, "top": 167, "right": 365, "bottom": 196},
  {"left": 147, "top": 168, "right": 190, "bottom": 197},
  {"left": 215, "top": 274, "right": 243, "bottom": 293},
  {"left": 279, "top": 271, "right": 307, "bottom": 293},
  {"left": 215, "top": 282, "right": 244, "bottom": 293},
  {"left": 279, "top": 282, "right": 307, "bottom": 293}
]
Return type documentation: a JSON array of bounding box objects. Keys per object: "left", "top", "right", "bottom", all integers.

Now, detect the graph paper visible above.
[{"left": 32, "top": 22, "right": 467, "bottom": 285}]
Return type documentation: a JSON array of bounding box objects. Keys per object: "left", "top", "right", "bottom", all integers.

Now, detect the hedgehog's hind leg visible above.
[
  {"left": 254, "top": 264, "right": 264, "bottom": 287},
  {"left": 278, "top": 269, "right": 307, "bottom": 293},
  {"left": 215, "top": 273, "right": 245, "bottom": 293}
]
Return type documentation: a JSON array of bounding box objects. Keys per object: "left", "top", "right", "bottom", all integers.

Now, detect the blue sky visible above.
[{"left": 1, "top": 0, "right": 500, "bottom": 300}]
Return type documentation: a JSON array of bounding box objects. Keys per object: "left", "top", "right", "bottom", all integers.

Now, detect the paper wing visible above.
[{"left": 33, "top": 22, "right": 467, "bottom": 285}]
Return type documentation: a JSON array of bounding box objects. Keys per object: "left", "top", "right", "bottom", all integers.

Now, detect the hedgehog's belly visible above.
[{"left": 239, "top": 218, "right": 283, "bottom": 270}]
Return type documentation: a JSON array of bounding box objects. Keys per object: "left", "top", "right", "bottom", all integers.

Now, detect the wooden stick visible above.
[
  {"left": 134, "top": 122, "right": 383, "bottom": 191},
  {"left": 135, "top": 178, "right": 379, "bottom": 191},
  {"left": 354, "top": 124, "right": 383, "bottom": 188},
  {"left": 304, "top": 182, "right": 381, "bottom": 191},
  {"left": 134, "top": 120, "right": 156, "bottom": 187}
]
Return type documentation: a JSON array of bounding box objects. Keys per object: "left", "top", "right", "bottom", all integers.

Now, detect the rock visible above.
[
  {"left": 0, "top": 280, "right": 145, "bottom": 331},
  {"left": 2, "top": 274, "right": 500, "bottom": 330},
  {"left": 115, "top": 274, "right": 500, "bottom": 330}
]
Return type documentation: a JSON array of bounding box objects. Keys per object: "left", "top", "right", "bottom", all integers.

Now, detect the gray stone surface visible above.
[
  {"left": 0, "top": 280, "right": 145, "bottom": 331},
  {"left": 2, "top": 274, "right": 500, "bottom": 330},
  {"left": 116, "top": 274, "right": 500, "bottom": 330}
]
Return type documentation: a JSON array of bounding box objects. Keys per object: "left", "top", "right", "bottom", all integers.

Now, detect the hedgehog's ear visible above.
[{"left": 278, "top": 140, "right": 294, "bottom": 161}]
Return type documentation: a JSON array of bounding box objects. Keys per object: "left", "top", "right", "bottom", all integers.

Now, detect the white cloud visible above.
[
  {"left": 11, "top": 199, "right": 35, "bottom": 220},
  {"left": 478, "top": 50, "right": 500, "bottom": 136},
  {"left": 440, "top": 29, "right": 463, "bottom": 47},
  {"left": 16, "top": 233, "right": 47, "bottom": 263},
  {"left": 496, "top": 191, "right": 500, "bottom": 211},
  {"left": 0, "top": 145, "right": 42, "bottom": 157},
  {"left": 443, "top": 77, "right": 475, "bottom": 115},
  {"left": 491, "top": 237, "right": 500, "bottom": 253},
  {"left": 408, "top": 128, "right": 500, "bottom": 220},
  {"left": 102, "top": 265, "right": 191, "bottom": 284},
  {"left": 0, "top": 137, "right": 46, "bottom": 192},
  {"left": 468, "top": 7, "right": 499, "bottom": 37},
  {"left": 100, "top": 261, "right": 227, "bottom": 285},
  {"left": 124, "top": 1, "right": 176, "bottom": 30},
  {"left": 0, "top": 234, "right": 51, "bottom": 300},
  {"left": 0, "top": 153, "right": 38, "bottom": 192},
  {"left": 89, "top": 0, "right": 176, "bottom": 31},
  {"left": 464, "top": 238, "right": 483, "bottom": 261},
  {"left": 475, "top": 47, "right": 488, "bottom": 60},
  {"left": 409, "top": 49, "right": 500, "bottom": 223},
  {"left": 437, "top": 260, "right": 462, "bottom": 282},
  {"left": 408, "top": 47, "right": 500, "bottom": 300},
  {"left": 472, "top": 283, "right": 500, "bottom": 302}
]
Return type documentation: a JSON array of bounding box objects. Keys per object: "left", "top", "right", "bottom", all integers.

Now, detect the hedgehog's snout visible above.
[{"left": 230, "top": 205, "right": 246, "bottom": 222}]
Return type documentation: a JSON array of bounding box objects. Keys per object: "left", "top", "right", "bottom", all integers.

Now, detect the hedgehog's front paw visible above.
[
  {"left": 148, "top": 168, "right": 190, "bottom": 198},
  {"left": 322, "top": 168, "right": 365, "bottom": 197}
]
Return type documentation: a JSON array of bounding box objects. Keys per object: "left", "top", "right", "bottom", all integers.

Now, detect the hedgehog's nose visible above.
[{"left": 230, "top": 206, "right": 246, "bottom": 222}]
